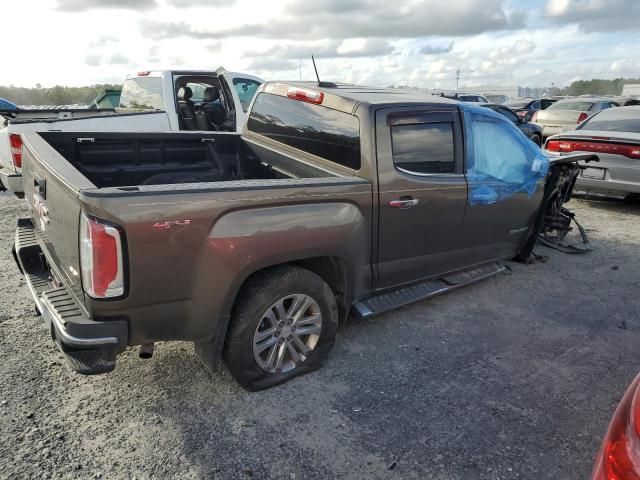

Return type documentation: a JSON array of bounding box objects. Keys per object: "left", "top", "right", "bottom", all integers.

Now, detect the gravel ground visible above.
[{"left": 1, "top": 190, "right": 639, "bottom": 480}]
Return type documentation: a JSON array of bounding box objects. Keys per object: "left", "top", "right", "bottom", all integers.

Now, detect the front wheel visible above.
[{"left": 224, "top": 265, "right": 338, "bottom": 391}]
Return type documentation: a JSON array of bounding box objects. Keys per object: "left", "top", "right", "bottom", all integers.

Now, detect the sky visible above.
[{"left": 2, "top": 0, "right": 638, "bottom": 89}]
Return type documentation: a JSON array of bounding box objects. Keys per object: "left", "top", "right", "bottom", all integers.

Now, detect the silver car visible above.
[
  {"left": 544, "top": 106, "right": 640, "bottom": 198},
  {"left": 533, "top": 97, "right": 619, "bottom": 138}
]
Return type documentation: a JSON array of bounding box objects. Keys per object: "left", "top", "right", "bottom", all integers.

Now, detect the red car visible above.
[{"left": 593, "top": 374, "right": 640, "bottom": 479}]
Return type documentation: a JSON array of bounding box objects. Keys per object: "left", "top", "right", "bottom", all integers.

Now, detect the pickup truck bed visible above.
[
  {"left": 15, "top": 129, "right": 370, "bottom": 379},
  {"left": 38, "top": 131, "right": 336, "bottom": 187}
]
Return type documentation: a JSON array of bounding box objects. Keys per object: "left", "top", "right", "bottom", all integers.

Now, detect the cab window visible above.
[
  {"left": 233, "top": 78, "right": 262, "bottom": 112},
  {"left": 391, "top": 123, "right": 455, "bottom": 174},
  {"left": 463, "top": 107, "right": 548, "bottom": 204},
  {"left": 119, "top": 77, "right": 164, "bottom": 110}
]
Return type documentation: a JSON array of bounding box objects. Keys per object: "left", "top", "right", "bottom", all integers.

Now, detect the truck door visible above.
[
  {"left": 456, "top": 106, "right": 547, "bottom": 264},
  {"left": 375, "top": 107, "right": 468, "bottom": 289}
]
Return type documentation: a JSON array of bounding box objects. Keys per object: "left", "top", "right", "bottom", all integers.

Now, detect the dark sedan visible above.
[
  {"left": 504, "top": 98, "right": 556, "bottom": 121},
  {"left": 480, "top": 104, "right": 544, "bottom": 146}
]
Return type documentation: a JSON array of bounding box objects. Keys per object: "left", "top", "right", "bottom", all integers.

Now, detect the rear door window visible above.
[
  {"left": 391, "top": 122, "right": 455, "bottom": 174},
  {"left": 119, "top": 77, "right": 164, "bottom": 110},
  {"left": 247, "top": 92, "right": 360, "bottom": 170}
]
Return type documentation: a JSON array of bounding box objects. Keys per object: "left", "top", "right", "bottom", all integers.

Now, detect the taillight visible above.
[
  {"left": 594, "top": 376, "right": 640, "bottom": 480},
  {"left": 286, "top": 86, "right": 324, "bottom": 105},
  {"left": 544, "top": 139, "right": 640, "bottom": 159},
  {"left": 531, "top": 111, "right": 538, "bottom": 122},
  {"left": 9, "top": 134, "right": 22, "bottom": 168},
  {"left": 80, "top": 213, "right": 124, "bottom": 299},
  {"left": 545, "top": 140, "right": 560, "bottom": 152},
  {"left": 577, "top": 112, "right": 589, "bottom": 124}
]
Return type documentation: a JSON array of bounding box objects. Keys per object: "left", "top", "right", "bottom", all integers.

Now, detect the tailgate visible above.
[{"left": 20, "top": 132, "right": 95, "bottom": 295}]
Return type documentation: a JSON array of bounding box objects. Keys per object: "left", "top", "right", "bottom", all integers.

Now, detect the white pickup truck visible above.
[{"left": 0, "top": 68, "right": 263, "bottom": 193}]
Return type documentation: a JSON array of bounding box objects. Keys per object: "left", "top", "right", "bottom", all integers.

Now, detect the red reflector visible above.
[
  {"left": 137, "top": 71, "right": 150, "bottom": 76},
  {"left": 9, "top": 134, "right": 22, "bottom": 168},
  {"left": 544, "top": 139, "right": 640, "bottom": 159},
  {"left": 286, "top": 87, "right": 324, "bottom": 105},
  {"left": 577, "top": 112, "right": 589, "bottom": 124}
]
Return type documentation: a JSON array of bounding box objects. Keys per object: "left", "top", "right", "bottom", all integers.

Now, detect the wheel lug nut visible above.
[
  {"left": 278, "top": 322, "right": 284, "bottom": 328},
  {"left": 274, "top": 332, "right": 279, "bottom": 337},
  {"left": 287, "top": 335, "right": 292, "bottom": 341}
]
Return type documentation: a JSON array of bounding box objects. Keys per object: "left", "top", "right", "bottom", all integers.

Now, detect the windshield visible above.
[
  {"left": 548, "top": 101, "right": 594, "bottom": 111},
  {"left": 578, "top": 107, "right": 640, "bottom": 133},
  {"left": 233, "top": 78, "right": 262, "bottom": 112}
]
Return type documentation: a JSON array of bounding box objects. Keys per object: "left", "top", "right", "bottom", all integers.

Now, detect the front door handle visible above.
[{"left": 389, "top": 197, "right": 419, "bottom": 209}]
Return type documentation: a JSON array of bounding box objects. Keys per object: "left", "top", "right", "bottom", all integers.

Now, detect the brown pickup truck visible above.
[{"left": 13, "top": 81, "right": 594, "bottom": 390}]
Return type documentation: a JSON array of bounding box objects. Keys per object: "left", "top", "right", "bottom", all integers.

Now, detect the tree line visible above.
[
  {"left": 1, "top": 77, "right": 639, "bottom": 106},
  {"left": 561, "top": 78, "right": 640, "bottom": 96},
  {"left": 0, "top": 84, "right": 120, "bottom": 106}
]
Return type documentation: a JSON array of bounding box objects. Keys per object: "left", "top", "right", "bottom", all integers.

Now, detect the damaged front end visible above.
[{"left": 517, "top": 153, "right": 599, "bottom": 260}]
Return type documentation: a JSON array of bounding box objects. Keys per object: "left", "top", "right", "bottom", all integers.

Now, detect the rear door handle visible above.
[{"left": 389, "top": 197, "right": 419, "bottom": 209}]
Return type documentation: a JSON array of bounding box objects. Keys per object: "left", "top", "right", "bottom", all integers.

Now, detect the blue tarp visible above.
[
  {"left": 0, "top": 98, "right": 17, "bottom": 111},
  {"left": 460, "top": 104, "right": 549, "bottom": 206}
]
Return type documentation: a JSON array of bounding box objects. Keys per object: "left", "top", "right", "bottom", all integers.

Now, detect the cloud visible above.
[
  {"left": 108, "top": 54, "right": 130, "bottom": 65},
  {"left": 139, "top": 20, "right": 214, "bottom": 40},
  {"left": 139, "top": 0, "right": 525, "bottom": 40},
  {"left": 57, "top": 0, "right": 156, "bottom": 12},
  {"left": 90, "top": 35, "right": 118, "bottom": 47},
  {"left": 246, "top": 38, "right": 394, "bottom": 61},
  {"left": 84, "top": 54, "right": 102, "bottom": 66},
  {"left": 418, "top": 42, "right": 454, "bottom": 55},
  {"left": 165, "top": 0, "right": 230, "bottom": 5},
  {"left": 246, "top": 58, "right": 298, "bottom": 72},
  {"left": 206, "top": 42, "right": 222, "bottom": 53},
  {"left": 544, "top": 0, "right": 640, "bottom": 32}
]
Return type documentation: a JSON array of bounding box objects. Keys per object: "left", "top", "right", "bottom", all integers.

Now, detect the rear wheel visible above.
[
  {"left": 530, "top": 133, "right": 542, "bottom": 147},
  {"left": 224, "top": 265, "right": 338, "bottom": 391}
]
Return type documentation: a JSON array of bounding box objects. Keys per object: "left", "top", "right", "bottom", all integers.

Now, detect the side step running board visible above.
[{"left": 352, "top": 262, "right": 506, "bottom": 319}]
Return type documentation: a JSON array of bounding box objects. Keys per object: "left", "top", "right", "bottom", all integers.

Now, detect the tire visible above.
[
  {"left": 530, "top": 134, "right": 542, "bottom": 147},
  {"left": 224, "top": 265, "right": 338, "bottom": 391}
]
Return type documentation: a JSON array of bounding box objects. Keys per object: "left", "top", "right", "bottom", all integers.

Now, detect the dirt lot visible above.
[{"left": 0, "top": 191, "right": 639, "bottom": 480}]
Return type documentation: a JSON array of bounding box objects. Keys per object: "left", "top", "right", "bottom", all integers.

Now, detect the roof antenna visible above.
[{"left": 311, "top": 55, "right": 336, "bottom": 88}]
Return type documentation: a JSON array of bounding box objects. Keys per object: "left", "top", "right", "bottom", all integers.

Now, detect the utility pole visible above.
[
  {"left": 456, "top": 69, "right": 460, "bottom": 90},
  {"left": 299, "top": 59, "right": 302, "bottom": 81}
]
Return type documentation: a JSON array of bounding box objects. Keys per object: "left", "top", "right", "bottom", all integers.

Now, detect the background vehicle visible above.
[
  {"left": 504, "top": 98, "right": 557, "bottom": 121},
  {"left": 13, "top": 82, "right": 586, "bottom": 390},
  {"left": 545, "top": 106, "right": 640, "bottom": 198},
  {"left": 437, "top": 92, "right": 489, "bottom": 103},
  {"left": 0, "top": 68, "right": 263, "bottom": 194},
  {"left": 532, "top": 97, "right": 619, "bottom": 138},
  {"left": 484, "top": 94, "right": 509, "bottom": 104},
  {"left": 591, "top": 373, "right": 640, "bottom": 479},
  {"left": 480, "top": 103, "right": 544, "bottom": 146}
]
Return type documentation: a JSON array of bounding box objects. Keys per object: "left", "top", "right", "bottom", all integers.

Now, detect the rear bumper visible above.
[
  {"left": 0, "top": 166, "right": 22, "bottom": 193},
  {"left": 575, "top": 176, "right": 640, "bottom": 198},
  {"left": 13, "top": 217, "right": 127, "bottom": 374}
]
